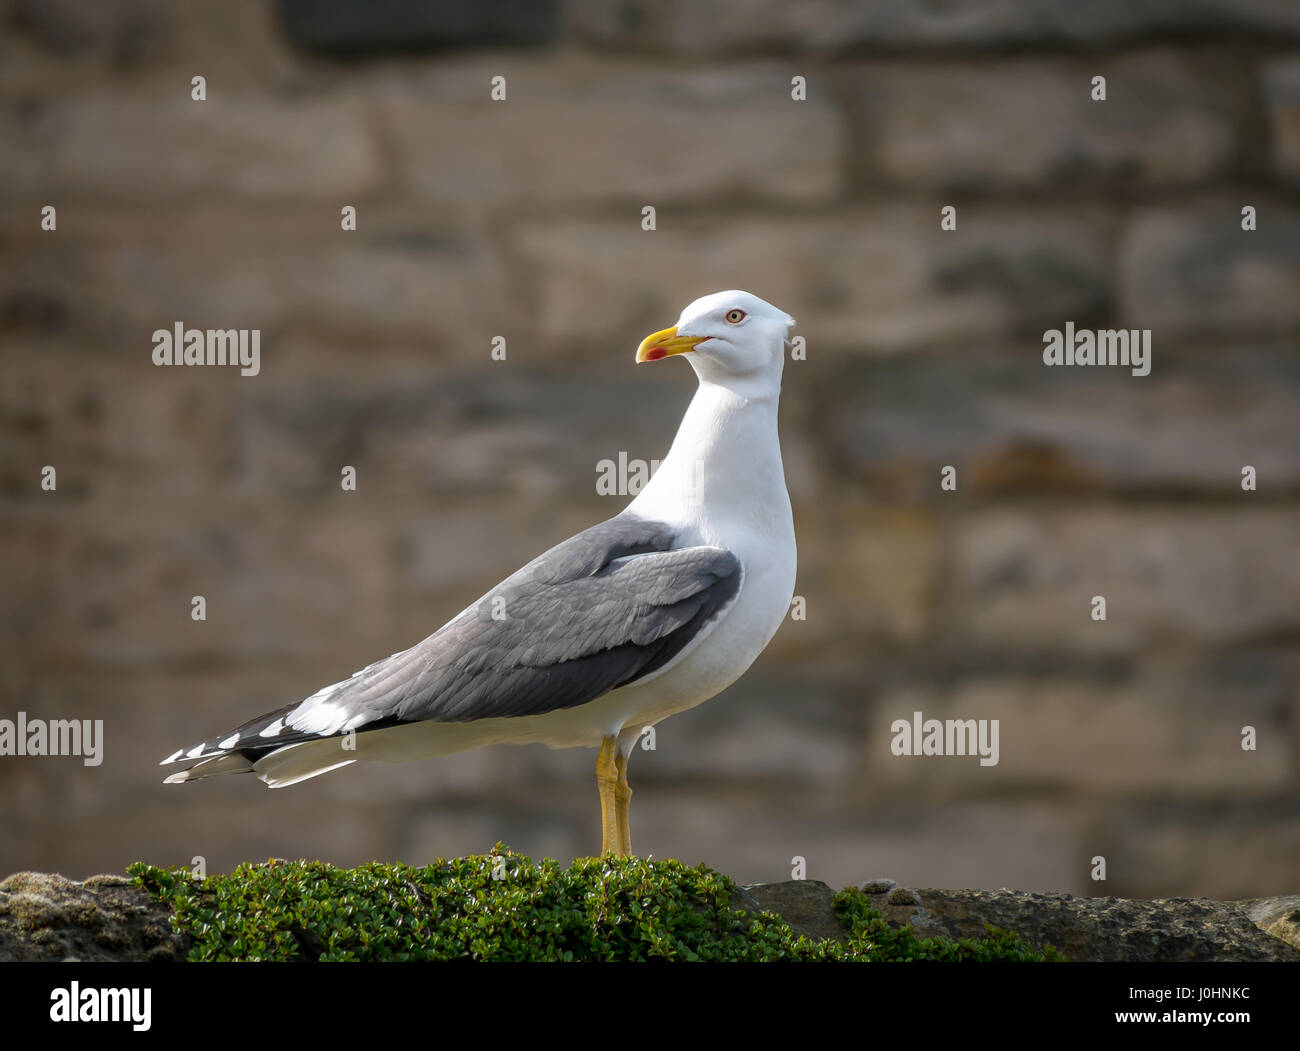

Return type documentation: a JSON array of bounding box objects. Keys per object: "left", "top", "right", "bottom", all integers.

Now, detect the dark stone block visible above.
[{"left": 275, "top": 0, "right": 562, "bottom": 54}]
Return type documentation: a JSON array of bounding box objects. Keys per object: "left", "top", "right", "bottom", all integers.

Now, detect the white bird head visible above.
[{"left": 636, "top": 290, "right": 795, "bottom": 396}]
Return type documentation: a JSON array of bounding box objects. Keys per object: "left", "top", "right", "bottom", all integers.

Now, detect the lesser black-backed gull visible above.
[{"left": 161, "top": 290, "right": 798, "bottom": 857}]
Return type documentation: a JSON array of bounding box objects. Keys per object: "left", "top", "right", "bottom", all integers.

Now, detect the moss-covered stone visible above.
[
  {"left": 128, "top": 848, "right": 1064, "bottom": 963},
  {"left": 0, "top": 870, "right": 188, "bottom": 961}
]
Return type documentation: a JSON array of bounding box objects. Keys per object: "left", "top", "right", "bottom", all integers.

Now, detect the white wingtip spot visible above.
[
  {"left": 163, "top": 771, "right": 192, "bottom": 784},
  {"left": 259, "top": 717, "right": 285, "bottom": 738},
  {"left": 218, "top": 733, "right": 240, "bottom": 750},
  {"left": 160, "top": 749, "right": 184, "bottom": 766},
  {"left": 288, "top": 701, "right": 348, "bottom": 736},
  {"left": 185, "top": 744, "right": 206, "bottom": 759}
]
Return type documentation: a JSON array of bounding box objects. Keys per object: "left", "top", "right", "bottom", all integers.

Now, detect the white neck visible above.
[{"left": 627, "top": 377, "right": 790, "bottom": 543}]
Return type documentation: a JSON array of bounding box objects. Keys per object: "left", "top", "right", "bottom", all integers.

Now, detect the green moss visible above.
[
  {"left": 128, "top": 847, "right": 1064, "bottom": 962},
  {"left": 832, "top": 887, "right": 1067, "bottom": 962}
]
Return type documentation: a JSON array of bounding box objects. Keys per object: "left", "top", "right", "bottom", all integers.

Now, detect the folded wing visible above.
[{"left": 161, "top": 513, "right": 742, "bottom": 773}]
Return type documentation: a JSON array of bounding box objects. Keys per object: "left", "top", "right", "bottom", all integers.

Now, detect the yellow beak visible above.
[{"left": 635, "top": 326, "right": 708, "bottom": 363}]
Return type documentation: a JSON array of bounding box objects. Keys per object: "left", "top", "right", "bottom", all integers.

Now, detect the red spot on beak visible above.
[{"left": 644, "top": 346, "right": 667, "bottom": 361}]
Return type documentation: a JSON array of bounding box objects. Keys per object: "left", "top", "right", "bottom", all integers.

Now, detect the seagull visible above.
[{"left": 161, "top": 290, "right": 798, "bottom": 857}]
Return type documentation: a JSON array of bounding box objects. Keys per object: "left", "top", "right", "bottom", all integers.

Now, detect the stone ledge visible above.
[
  {"left": 0, "top": 871, "right": 189, "bottom": 962},
  {"left": 735, "top": 879, "right": 1300, "bottom": 962},
  {"left": 4, "top": 868, "right": 1296, "bottom": 962}
]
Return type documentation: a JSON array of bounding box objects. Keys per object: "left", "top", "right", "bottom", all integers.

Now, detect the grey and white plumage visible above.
[
  {"left": 162, "top": 290, "right": 798, "bottom": 853},
  {"left": 164, "top": 517, "right": 741, "bottom": 778}
]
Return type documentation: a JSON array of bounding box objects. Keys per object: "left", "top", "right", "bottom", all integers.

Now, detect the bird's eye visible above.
[{"left": 725, "top": 309, "right": 746, "bottom": 324}]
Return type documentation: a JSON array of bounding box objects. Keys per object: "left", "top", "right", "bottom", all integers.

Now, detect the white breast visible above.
[{"left": 586, "top": 375, "right": 798, "bottom": 737}]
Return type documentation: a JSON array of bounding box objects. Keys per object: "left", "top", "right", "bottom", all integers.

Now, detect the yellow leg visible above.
[
  {"left": 596, "top": 736, "right": 619, "bottom": 856},
  {"left": 615, "top": 751, "right": 632, "bottom": 857}
]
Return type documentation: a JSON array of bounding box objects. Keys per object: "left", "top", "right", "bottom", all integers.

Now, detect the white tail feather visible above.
[
  {"left": 252, "top": 739, "right": 358, "bottom": 788},
  {"left": 162, "top": 751, "right": 255, "bottom": 782}
]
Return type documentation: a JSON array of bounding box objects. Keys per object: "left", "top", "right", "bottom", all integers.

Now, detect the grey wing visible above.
[{"left": 261, "top": 514, "right": 741, "bottom": 745}]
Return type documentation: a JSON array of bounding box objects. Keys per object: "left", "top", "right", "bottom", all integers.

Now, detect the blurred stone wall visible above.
[{"left": 1, "top": 0, "right": 1298, "bottom": 897}]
